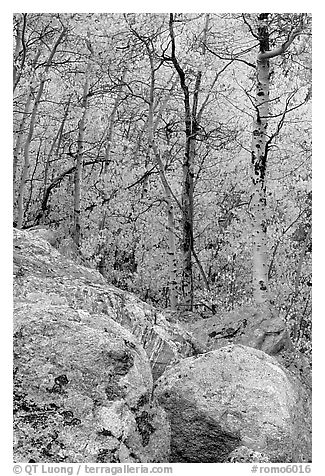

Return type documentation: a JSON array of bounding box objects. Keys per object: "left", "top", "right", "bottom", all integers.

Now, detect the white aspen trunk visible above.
[
  {"left": 14, "top": 47, "right": 42, "bottom": 206},
  {"left": 16, "top": 83, "right": 44, "bottom": 229},
  {"left": 151, "top": 141, "right": 179, "bottom": 311},
  {"left": 96, "top": 70, "right": 126, "bottom": 273},
  {"left": 13, "top": 93, "right": 32, "bottom": 204},
  {"left": 250, "top": 16, "right": 270, "bottom": 309},
  {"left": 141, "top": 77, "right": 177, "bottom": 200},
  {"left": 73, "top": 69, "right": 90, "bottom": 247},
  {"left": 73, "top": 36, "right": 93, "bottom": 248},
  {"left": 166, "top": 199, "right": 178, "bottom": 311},
  {"left": 13, "top": 13, "right": 25, "bottom": 92},
  {"left": 104, "top": 68, "right": 127, "bottom": 175},
  {"left": 15, "top": 30, "right": 65, "bottom": 229},
  {"left": 37, "top": 98, "right": 71, "bottom": 225},
  {"left": 250, "top": 14, "right": 302, "bottom": 311},
  {"left": 148, "top": 50, "right": 178, "bottom": 310},
  {"left": 292, "top": 226, "right": 312, "bottom": 340}
]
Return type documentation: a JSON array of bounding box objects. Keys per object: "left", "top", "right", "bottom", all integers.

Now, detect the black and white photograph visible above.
[{"left": 11, "top": 6, "right": 313, "bottom": 471}]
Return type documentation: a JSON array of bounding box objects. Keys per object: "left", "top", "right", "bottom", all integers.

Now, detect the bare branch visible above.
[
  {"left": 258, "top": 28, "right": 302, "bottom": 60},
  {"left": 204, "top": 43, "right": 256, "bottom": 69},
  {"left": 242, "top": 13, "right": 259, "bottom": 39}
]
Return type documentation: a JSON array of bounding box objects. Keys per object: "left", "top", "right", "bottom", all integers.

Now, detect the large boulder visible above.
[
  {"left": 182, "top": 306, "right": 291, "bottom": 355},
  {"left": 181, "top": 306, "right": 311, "bottom": 388},
  {"left": 28, "top": 226, "right": 58, "bottom": 246},
  {"left": 13, "top": 228, "right": 203, "bottom": 379},
  {"left": 154, "top": 344, "right": 311, "bottom": 463},
  {"left": 14, "top": 303, "right": 170, "bottom": 463}
]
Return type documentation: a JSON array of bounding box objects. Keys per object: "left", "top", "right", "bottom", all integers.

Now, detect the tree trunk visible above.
[
  {"left": 292, "top": 226, "right": 312, "bottom": 340},
  {"left": 13, "top": 13, "right": 27, "bottom": 92},
  {"left": 14, "top": 47, "right": 41, "bottom": 208},
  {"left": 147, "top": 47, "right": 178, "bottom": 310},
  {"left": 73, "top": 74, "right": 90, "bottom": 247},
  {"left": 43, "top": 96, "right": 71, "bottom": 202},
  {"left": 16, "top": 29, "right": 65, "bottom": 229},
  {"left": 73, "top": 37, "right": 93, "bottom": 247},
  {"left": 169, "top": 13, "right": 194, "bottom": 310},
  {"left": 250, "top": 13, "right": 271, "bottom": 309},
  {"left": 181, "top": 133, "right": 194, "bottom": 310},
  {"left": 16, "top": 82, "right": 46, "bottom": 229},
  {"left": 250, "top": 13, "right": 302, "bottom": 311},
  {"left": 104, "top": 68, "right": 127, "bottom": 175},
  {"left": 13, "top": 93, "right": 32, "bottom": 204},
  {"left": 169, "top": 13, "right": 209, "bottom": 310}
]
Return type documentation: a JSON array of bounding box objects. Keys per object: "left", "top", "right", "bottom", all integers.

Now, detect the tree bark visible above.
[
  {"left": 16, "top": 29, "right": 65, "bottom": 229},
  {"left": 169, "top": 14, "right": 209, "bottom": 310},
  {"left": 147, "top": 46, "right": 178, "bottom": 310},
  {"left": 250, "top": 13, "right": 271, "bottom": 309},
  {"left": 250, "top": 14, "right": 302, "bottom": 311},
  {"left": 103, "top": 68, "right": 127, "bottom": 175},
  {"left": 13, "top": 93, "right": 32, "bottom": 204},
  {"left": 13, "top": 46, "right": 42, "bottom": 207},
  {"left": 13, "top": 13, "right": 27, "bottom": 92},
  {"left": 169, "top": 14, "right": 194, "bottom": 310},
  {"left": 73, "top": 38, "right": 93, "bottom": 247},
  {"left": 37, "top": 96, "right": 72, "bottom": 224},
  {"left": 292, "top": 226, "right": 312, "bottom": 340}
]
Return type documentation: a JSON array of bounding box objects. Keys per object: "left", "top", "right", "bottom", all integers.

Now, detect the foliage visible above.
[{"left": 13, "top": 13, "right": 312, "bottom": 354}]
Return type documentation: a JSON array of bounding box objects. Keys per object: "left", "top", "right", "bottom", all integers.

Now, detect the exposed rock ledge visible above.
[
  {"left": 13, "top": 228, "right": 203, "bottom": 380},
  {"left": 13, "top": 228, "right": 174, "bottom": 463},
  {"left": 13, "top": 228, "right": 312, "bottom": 464}
]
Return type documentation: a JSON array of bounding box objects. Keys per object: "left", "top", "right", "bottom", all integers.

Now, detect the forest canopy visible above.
[{"left": 13, "top": 13, "right": 312, "bottom": 354}]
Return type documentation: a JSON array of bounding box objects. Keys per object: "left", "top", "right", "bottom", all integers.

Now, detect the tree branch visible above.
[
  {"left": 242, "top": 13, "right": 259, "bottom": 39},
  {"left": 204, "top": 43, "right": 256, "bottom": 69},
  {"left": 258, "top": 28, "right": 302, "bottom": 60}
]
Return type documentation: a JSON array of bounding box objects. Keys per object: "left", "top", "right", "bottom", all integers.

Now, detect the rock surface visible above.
[
  {"left": 13, "top": 228, "right": 202, "bottom": 379},
  {"left": 14, "top": 305, "right": 170, "bottom": 463},
  {"left": 182, "top": 306, "right": 291, "bottom": 355},
  {"left": 226, "top": 446, "right": 270, "bottom": 463},
  {"left": 154, "top": 344, "right": 311, "bottom": 463},
  {"left": 181, "top": 306, "right": 311, "bottom": 388},
  {"left": 13, "top": 229, "right": 312, "bottom": 464}
]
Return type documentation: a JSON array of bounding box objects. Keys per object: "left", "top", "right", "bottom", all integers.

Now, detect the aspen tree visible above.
[
  {"left": 147, "top": 49, "right": 179, "bottom": 310},
  {"left": 250, "top": 13, "right": 302, "bottom": 311},
  {"left": 73, "top": 35, "right": 93, "bottom": 247},
  {"left": 169, "top": 14, "right": 209, "bottom": 310},
  {"left": 16, "top": 29, "right": 65, "bottom": 229}
]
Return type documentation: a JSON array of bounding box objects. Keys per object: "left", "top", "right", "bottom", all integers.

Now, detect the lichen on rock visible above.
[
  {"left": 14, "top": 306, "right": 170, "bottom": 463},
  {"left": 13, "top": 229, "right": 171, "bottom": 463},
  {"left": 13, "top": 228, "right": 200, "bottom": 380}
]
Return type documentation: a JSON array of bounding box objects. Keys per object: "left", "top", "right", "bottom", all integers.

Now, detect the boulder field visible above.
[{"left": 13, "top": 228, "right": 311, "bottom": 463}]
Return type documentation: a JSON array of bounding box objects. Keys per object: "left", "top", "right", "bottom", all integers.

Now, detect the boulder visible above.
[
  {"left": 154, "top": 344, "right": 311, "bottom": 463},
  {"left": 182, "top": 306, "right": 291, "bottom": 355},
  {"left": 181, "top": 306, "right": 311, "bottom": 388},
  {"left": 13, "top": 228, "right": 203, "bottom": 379},
  {"left": 27, "top": 226, "right": 58, "bottom": 247},
  {"left": 14, "top": 303, "right": 170, "bottom": 463}
]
